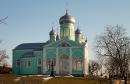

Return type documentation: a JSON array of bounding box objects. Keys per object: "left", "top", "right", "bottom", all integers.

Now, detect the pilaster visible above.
[
  {"left": 56, "top": 48, "right": 59, "bottom": 74},
  {"left": 69, "top": 47, "right": 72, "bottom": 74},
  {"left": 43, "top": 48, "right": 47, "bottom": 74},
  {"left": 83, "top": 44, "right": 89, "bottom": 76}
]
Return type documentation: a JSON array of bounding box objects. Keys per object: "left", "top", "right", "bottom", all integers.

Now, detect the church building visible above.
[{"left": 13, "top": 10, "right": 89, "bottom": 76}]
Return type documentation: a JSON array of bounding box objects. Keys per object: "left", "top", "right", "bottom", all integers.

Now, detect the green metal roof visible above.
[{"left": 14, "top": 43, "right": 48, "bottom": 50}]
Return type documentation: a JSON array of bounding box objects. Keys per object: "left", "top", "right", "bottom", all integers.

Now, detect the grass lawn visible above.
[{"left": 0, "top": 74, "right": 129, "bottom": 84}]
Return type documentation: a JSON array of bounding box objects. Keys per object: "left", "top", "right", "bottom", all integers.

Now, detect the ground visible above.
[{"left": 0, "top": 74, "right": 129, "bottom": 84}]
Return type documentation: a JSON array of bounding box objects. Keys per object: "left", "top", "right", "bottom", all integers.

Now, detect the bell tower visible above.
[
  {"left": 59, "top": 10, "right": 75, "bottom": 40},
  {"left": 49, "top": 27, "right": 56, "bottom": 42}
]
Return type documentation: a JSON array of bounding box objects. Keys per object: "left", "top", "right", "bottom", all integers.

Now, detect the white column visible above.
[
  {"left": 83, "top": 44, "right": 89, "bottom": 76},
  {"left": 43, "top": 48, "right": 47, "bottom": 74},
  {"left": 56, "top": 48, "right": 59, "bottom": 74},
  {"left": 69, "top": 48, "right": 72, "bottom": 74},
  {"left": 83, "top": 47, "right": 85, "bottom": 76}
]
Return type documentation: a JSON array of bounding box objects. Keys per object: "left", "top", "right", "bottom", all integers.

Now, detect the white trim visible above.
[
  {"left": 69, "top": 48, "right": 72, "bottom": 74},
  {"left": 45, "top": 47, "right": 83, "bottom": 49},
  {"left": 56, "top": 48, "right": 59, "bottom": 74},
  {"left": 83, "top": 43, "right": 89, "bottom": 76},
  {"left": 43, "top": 48, "right": 47, "bottom": 73}
]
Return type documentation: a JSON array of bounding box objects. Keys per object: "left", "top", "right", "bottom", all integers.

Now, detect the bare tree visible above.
[
  {"left": 95, "top": 25, "right": 130, "bottom": 79},
  {"left": 0, "top": 16, "right": 8, "bottom": 24},
  {"left": 0, "top": 50, "right": 8, "bottom": 66},
  {"left": 0, "top": 16, "right": 8, "bottom": 65},
  {"left": 89, "top": 60, "right": 101, "bottom": 76}
]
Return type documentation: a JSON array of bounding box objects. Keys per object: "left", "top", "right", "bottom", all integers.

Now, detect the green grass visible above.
[{"left": 0, "top": 74, "right": 129, "bottom": 84}]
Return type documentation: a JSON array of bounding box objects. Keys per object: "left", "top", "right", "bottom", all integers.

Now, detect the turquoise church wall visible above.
[
  {"left": 13, "top": 42, "right": 87, "bottom": 76},
  {"left": 20, "top": 57, "right": 37, "bottom": 74},
  {"left": 43, "top": 39, "right": 85, "bottom": 75},
  {"left": 13, "top": 50, "right": 32, "bottom": 74},
  {"left": 46, "top": 48, "right": 56, "bottom": 58},
  {"left": 72, "top": 48, "right": 83, "bottom": 58},
  {"left": 13, "top": 49, "right": 43, "bottom": 75}
]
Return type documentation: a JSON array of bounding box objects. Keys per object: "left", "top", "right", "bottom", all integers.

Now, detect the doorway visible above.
[{"left": 59, "top": 56, "right": 70, "bottom": 75}]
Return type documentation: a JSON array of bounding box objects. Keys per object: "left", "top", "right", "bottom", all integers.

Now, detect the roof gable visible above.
[{"left": 44, "top": 39, "right": 83, "bottom": 48}]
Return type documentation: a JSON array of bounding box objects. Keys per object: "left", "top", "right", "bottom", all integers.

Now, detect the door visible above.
[
  {"left": 59, "top": 56, "right": 70, "bottom": 75},
  {"left": 37, "top": 66, "right": 42, "bottom": 74}
]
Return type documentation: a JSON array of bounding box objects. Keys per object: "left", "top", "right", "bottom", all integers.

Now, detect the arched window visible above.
[
  {"left": 28, "top": 60, "right": 31, "bottom": 67},
  {"left": 46, "top": 58, "right": 56, "bottom": 71},
  {"left": 46, "top": 58, "right": 51, "bottom": 71},
  {"left": 16, "top": 59, "right": 20, "bottom": 66},
  {"left": 38, "top": 58, "right": 42, "bottom": 65},
  {"left": 72, "top": 58, "right": 82, "bottom": 71},
  {"left": 77, "top": 61, "right": 82, "bottom": 71},
  {"left": 58, "top": 42, "right": 70, "bottom": 47}
]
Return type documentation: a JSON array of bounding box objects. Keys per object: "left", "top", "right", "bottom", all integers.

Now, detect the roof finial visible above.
[
  {"left": 77, "top": 20, "right": 80, "bottom": 29},
  {"left": 66, "top": 9, "right": 68, "bottom": 14},
  {"left": 51, "top": 22, "right": 55, "bottom": 30},
  {"left": 52, "top": 26, "right": 54, "bottom": 30},
  {"left": 65, "top": 2, "right": 68, "bottom": 15},
  {"left": 56, "top": 26, "right": 59, "bottom": 34}
]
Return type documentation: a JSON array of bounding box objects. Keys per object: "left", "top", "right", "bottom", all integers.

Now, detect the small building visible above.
[{"left": 12, "top": 10, "right": 89, "bottom": 76}]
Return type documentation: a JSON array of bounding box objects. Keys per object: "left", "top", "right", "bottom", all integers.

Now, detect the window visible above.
[
  {"left": 46, "top": 58, "right": 56, "bottom": 71},
  {"left": 77, "top": 61, "right": 82, "bottom": 71},
  {"left": 58, "top": 42, "right": 70, "bottom": 47},
  {"left": 16, "top": 59, "right": 20, "bottom": 66},
  {"left": 28, "top": 60, "right": 31, "bottom": 67},
  {"left": 73, "top": 58, "right": 82, "bottom": 71},
  {"left": 38, "top": 58, "right": 42, "bottom": 65},
  {"left": 46, "top": 58, "right": 51, "bottom": 71}
]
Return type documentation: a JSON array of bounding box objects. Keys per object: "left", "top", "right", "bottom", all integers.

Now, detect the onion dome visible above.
[
  {"left": 75, "top": 28, "right": 82, "bottom": 34},
  {"left": 59, "top": 10, "right": 75, "bottom": 24},
  {"left": 49, "top": 28, "right": 56, "bottom": 35}
]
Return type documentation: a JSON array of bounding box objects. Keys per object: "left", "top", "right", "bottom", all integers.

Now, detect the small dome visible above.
[
  {"left": 75, "top": 28, "right": 82, "bottom": 34},
  {"left": 49, "top": 28, "right": 56, "bottom": 35},
  {"left": 59, "top": 10, "right": 75, "bottom": 24}
]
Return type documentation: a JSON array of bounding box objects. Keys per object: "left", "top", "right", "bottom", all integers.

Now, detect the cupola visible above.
[{"left": 59, "top": 10, "right": 75, "bottom": 24}]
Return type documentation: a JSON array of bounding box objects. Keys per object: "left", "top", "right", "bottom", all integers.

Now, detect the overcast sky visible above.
[{"left": 0, "top": 0, "right": 130, "bottom": 66}]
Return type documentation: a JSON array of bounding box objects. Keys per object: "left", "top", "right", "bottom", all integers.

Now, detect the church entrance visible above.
[{"left": 59, "top": 56, "right": 70, "bottom": 75}]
